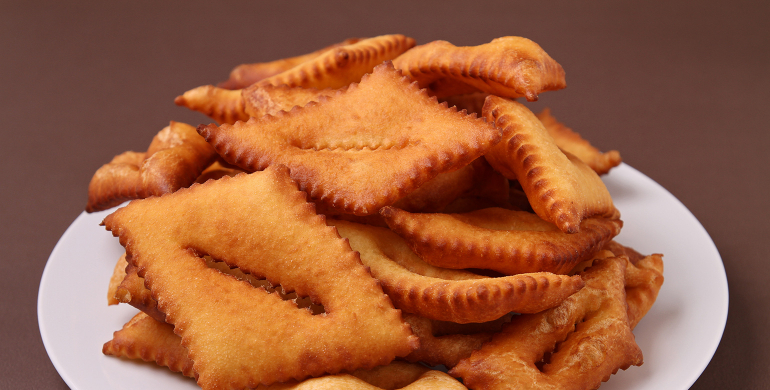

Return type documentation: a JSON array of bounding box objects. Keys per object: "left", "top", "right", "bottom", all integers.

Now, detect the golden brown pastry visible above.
[
  {"left": 482, "top": 96, "right": 618, "bottom": 233},
  {"left": 103, "top": 166, "right": 417, "bottom": 389},
  {"left": 86, "top": 121, "right": 217, "bottom": 212},
  {"left": 392, "top": 36, "right": 565, "bottom": 101},
  {"left": 330, "top": 219, "right": 585, "bottom": 323},
  {"left": 198, "top": 62, "right": 503, "bottom": 216},
  {"left": 451, "top": 256, "right": 643, "bottom": 390},
  {"left": 218, "top": 38, "right": 362, "bottom": 90},
  {"left": 380, "top": 206, "right": 622, "bottom": 275}
]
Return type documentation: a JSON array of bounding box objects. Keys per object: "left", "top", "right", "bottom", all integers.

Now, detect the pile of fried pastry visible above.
[{"left": 92, "top": 34, "right": 664, "bottom": 390}]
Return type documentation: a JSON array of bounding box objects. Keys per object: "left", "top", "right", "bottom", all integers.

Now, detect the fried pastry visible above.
[
  {"left": 482, "top": 96, "right": 618, "bottom": 233},
  {"left": 107, "top": 253, "right": 128, "bottom": 306},
  {"left": 402, "top": 313, "right": 497, "bottom": 368},
  {"left": 603, "top": 240, "right": 644, "bottom": 264},
  {"left": 390, "top": 159, "right": 480, "bottom": 213},
  {"left": 438, "top": 161, "right": 512, "bottom": 214},
  {"left": 392, "top": 36, "right": 565, "bottom": 101},
  {"left": 105, "top": 313, "right": 464, "bottom": 389},
  {"left": 218, "top": 38, "right": 362, "bottom": 90},
  {"left": 103, "top": 167, "right": 417, "bottom": 388},
  {"left": 380, "top": 206, "right": 622, "bottom": 275},
  {"left": 103, "top": 312, "right": 195, "bottom": 377},
  {"left": 450, "top": 257, "right": 643, "bottom": 390},
  {"left": 255, "top": 34, "right": 415, "bottom": 90},
  {"left": 347, "top": 360, "right": 432, "bottom": 389},
  {"left": 623, "top": 253, "right": 664, "bottom": 328},
  {"left": 111, "top": 252, "right": 324, "bottom": 323},
  {"left": 537, "top": 108, "right": 622, "bottom": 175},
  {"left": 194, "top": 159, "right": 245, "bottom": 183},
  {"left": 86, "top": 121, "right": 217, "bottom": 212},
  {"left": 242, "top": 83, "right": 341, "bottom": 119},
  {"left": 199, "top": 62, "right": 503, "bottom": 216},
  {"left": 330, "top": 219, "right": 585, "bottom": 323},
  {"left": 567, "top": 245, "right": 665, "bottom": 329},
  {"left": 180, "top": 35, "right": 414, "bottom": 124},
  {"left": 439, "top": 92, "right": 489, "bottom": 116},
  {"left": 174, "top": 85, "right": 249, "bottom": 125},
  {"left": 114, "top": 261, "right": 166, "bottom": 322}
]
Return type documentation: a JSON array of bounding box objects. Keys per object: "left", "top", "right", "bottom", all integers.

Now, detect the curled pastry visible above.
[
  {"left": 330, "top": 219, "right": 585, "bottom": 323},
  {"left": 451, "top": 257, "right": 643, "bottom": 390},
  {"left": 380, "top": 206, "right": 622, "bottom": 275},
  {"left": 482, "top": 96, "right": 618, "bottom": 233},
  {"left": 218, "top": 38, "right": 362, "bottom": 90},
  {"left": 199, "top": 62, "right": 503, "bottom": 216},
  {"left": 86, "top": 121, "right": 217, "bottom": 212},
  {"left": 174, "top": 85, "right": 249, "bottom": 125},
  {"left": 393, "top": 36, "right": 565, "bottom": 101}
]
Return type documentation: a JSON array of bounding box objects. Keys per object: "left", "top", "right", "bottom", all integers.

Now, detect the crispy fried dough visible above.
[
  {"left": 392, "top": 37, "right": 565, "bottom": 101},
  {"left": 347, "top": 361, "right": 431, "bottom": 389},
  {"left": 174, "top": 85, "right": 249, "bottom": 125},
  {"left": 218, "top": 38, "right": 362, "bottom": 90},
  {"left": 568, "top": 246, "right": 665, "bottom": 328},
  {"left": 107, "top": 253, "right": 128, "bottom": 306},
  {"left": 450, "top": 257, "right": 643, "bottom": 390},
  {"left": 103, "top": 312, "right": 195, "bottom": 377},
  {"left": 624, "top": 253, "right": 664, "bottom": 329},
  {"left": 482, "top": 96, "right": 618, "bottom": 233},
  {"left": 390, "top": 160, "right": 479, "bottom": 213},
  {"left": 402, "top": 313, "right": 497, "bottom": 368},
  {"left": 604, "top": 240, "right": 644, "bottom": 264},
  {"left": 439, "top": 161, "right": 512, "bottom": 214},
  {"left": 380, "top": 206, "right": 622, "bottom": 275},
  {"left": 103, "top": 167, "right": 417, "bottom": 388},
  {"left": 429, "top": 313, "right": 513, "bottom": 336},
  {"left": 104, "top": 313, "right": 463, "bottom": 389},
  {"left": 86, "top": 121, "right": 217, "bottom": 212},
  {"left": 319, "top": 159, "right": 496, "bottom": 224},
  {"left": 180, "top": 35, "right": 414, "bottom": 124},
  {"left": 242, "top": 83, "right": 341, "bottom": 118},
  {"left": 329, "top": 219, "right": 584, "bottom": 323},
  {"left": 199, "top": 62, "right": 503, "bottom": 216},
  {"left": 439, "top": 93, "right": 489, "bottom": 116},
  {"left": 112, "top": 253, "right": 325, "bottom": 322},
  {"left": 194, "top": 160, "right": 245, "bottom": 183},
  {"left": 289, "top": 370, "right": 468, "bottom": 390},
  {"left": 114, "top": 261, "right": 166, "bottom": 322},
  {"left": 255, "top": 34, "right": 415, "bottom": 90},
  {"left": 537, "top": 108, "right": 622, "bottom": 175},
  {"left": 458, "top": 158, "right": 511, "bottom": 206}
]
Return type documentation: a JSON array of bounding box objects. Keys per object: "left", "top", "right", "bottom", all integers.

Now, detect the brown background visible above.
[{"left": 2, "top": 0, "right": 768, "bottom": 388}]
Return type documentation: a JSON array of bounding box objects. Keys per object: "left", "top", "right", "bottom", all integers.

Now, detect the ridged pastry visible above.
[
  {"left": 199, "top": 62, "right": 503, "bottom": 216},
  {"left": 255, "top": 34, "right": 415, "bottom": 90},
  {"left": 103, "top": 167, "right": 417, "bottom": 388},
  {"left": 104, "top": 313, "right": 465, "bottom": 389},
  {"left": 330, "top": 219, "right": 585, "bottom": 323},
  {"left": 174, "top": 85, "right": 249, "bottom": 125},
  {"left": 392, "top": 36, "right": 565, "bottom": 101},
  {"left": 380, "top": 206, "right": 622, "bottom": 275},
  {"left": 86, "top": 121, "right": 216, "bottom": 212},
  {"left": 482, "top": 96, "right": 618, "bottom": 233},
  {"left": 218, "top": 38, "right": 362, "bottom": 90},
  {"left": 451, "top": 257, "right": 643, "bottom": 390}
]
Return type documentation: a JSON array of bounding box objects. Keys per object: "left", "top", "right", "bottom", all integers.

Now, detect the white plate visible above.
[{"left": 38, "top": 163, "right": 728, "bottom": 390}]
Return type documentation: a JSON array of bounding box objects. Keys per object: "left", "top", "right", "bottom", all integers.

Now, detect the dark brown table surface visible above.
[{"left": 2, "top": 1, "right": 768, "bottom": 389}]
